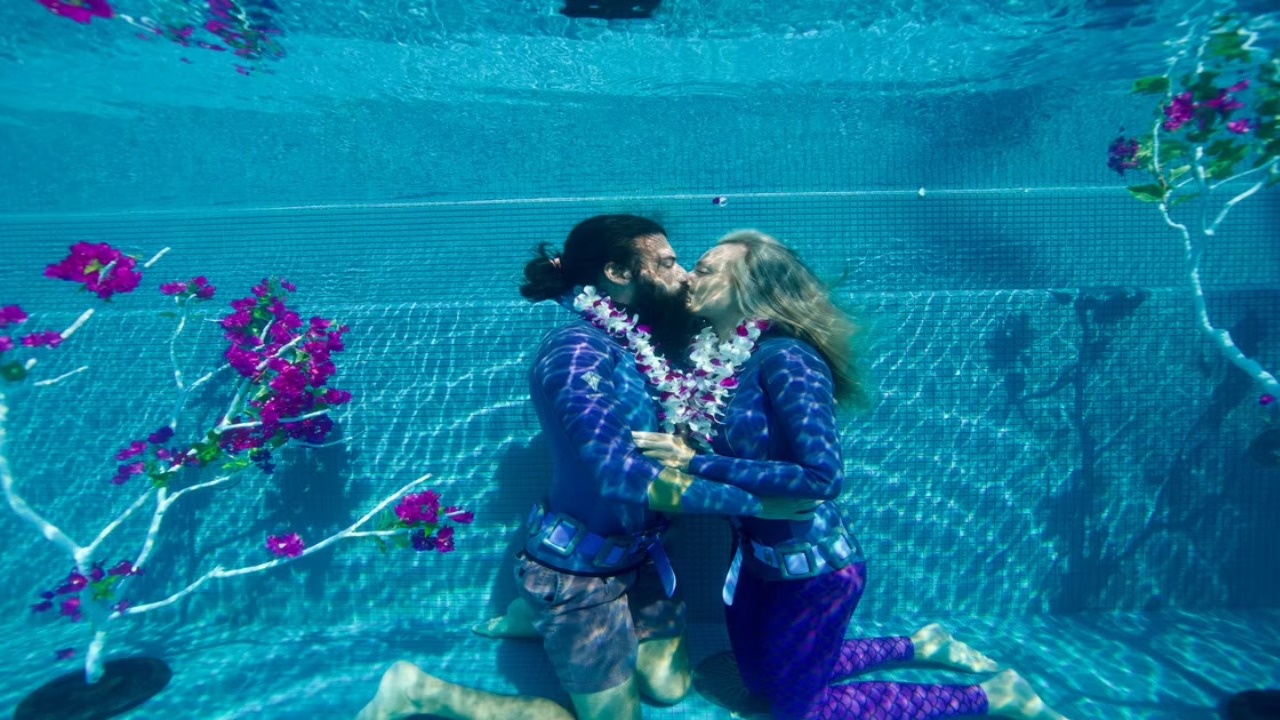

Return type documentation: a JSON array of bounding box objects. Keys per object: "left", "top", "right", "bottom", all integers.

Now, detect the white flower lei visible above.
[{"left": 572, "top": 286, "right": 767, "bottom": 449}]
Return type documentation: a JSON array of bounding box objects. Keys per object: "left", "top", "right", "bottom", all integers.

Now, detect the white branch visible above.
[
  {"left": 169, "top": 300, "right": 188, "bottom": 391},
  {"left": 143, "top": 247, "right": 171, "bottom": 269},
  {"left": 80, "top": 488, "right": 155, "bottom": 563},
  {"left": 0, "top": 392, "right": 83, "bottom": 558},
  {"left": 1207, "top": 179, "right": 1267, "bottom": 236},
  {"left": 1159, "top": 202, "right": 1280, "bottom": 396},
  {"left": 60, "top": 309, "right": 95, "bottom": 342},
  {"left": 33, "top": 366, "right": 89, "bottom": 387},
  {"left": 119, "top": 473, "right": 431, "bottom": 617},
  {"left": 1210, "top": 156, "right": 1279, "bottom": 191}
]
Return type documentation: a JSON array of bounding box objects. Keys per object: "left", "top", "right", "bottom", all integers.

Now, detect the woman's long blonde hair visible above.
[{"left": 718, "top": 230, "right": 866, "bottom": 407}]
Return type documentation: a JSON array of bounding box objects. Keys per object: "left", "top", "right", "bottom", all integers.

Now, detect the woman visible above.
[{"left": 633, "top": 230, "right": 1067, "bottom": 720}]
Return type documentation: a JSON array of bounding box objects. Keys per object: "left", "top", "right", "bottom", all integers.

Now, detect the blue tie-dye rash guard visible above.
[
  {"left": 687, "top": 335, "right": 850, "bottom": 547},
  {"left": 531, "top": 319, "right": 764, "bottom": 537}
]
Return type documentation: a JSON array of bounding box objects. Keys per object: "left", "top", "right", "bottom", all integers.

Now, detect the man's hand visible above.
[
  {"left": 633, "top": 430, "right": 696, "bottom": 470},
  {"left": 756, "top": 496, "right": 823, "bottom": 521}
]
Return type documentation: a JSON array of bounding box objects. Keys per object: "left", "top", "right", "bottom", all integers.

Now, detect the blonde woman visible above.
[{"left": 634, "top": 230, "right": 1067, "bottom": 720}]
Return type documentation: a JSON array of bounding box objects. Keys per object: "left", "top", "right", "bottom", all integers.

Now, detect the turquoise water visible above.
[{"left": 2, "top": 0, "right": 1279, "bottom": 718}]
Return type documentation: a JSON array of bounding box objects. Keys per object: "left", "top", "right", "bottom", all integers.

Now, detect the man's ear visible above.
[{"left": 603, "top": 261, "right": 633, "bottom": 286}]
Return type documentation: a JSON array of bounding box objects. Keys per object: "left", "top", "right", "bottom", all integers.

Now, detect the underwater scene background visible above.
[{"left": 0, "top": 0, "right": 1278, "bottom": 717}]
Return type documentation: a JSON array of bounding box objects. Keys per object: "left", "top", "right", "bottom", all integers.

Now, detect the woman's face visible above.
[{"left": 686, "top": 243, "right": 747, "bottom": 322}]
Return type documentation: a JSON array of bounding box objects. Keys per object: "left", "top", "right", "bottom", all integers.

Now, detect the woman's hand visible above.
[
  {"left": 633, "top": 431, "right": 696, "bottom": 470},
  {"left": 756, "top": 496, "right": 823, "bottom": 521}
]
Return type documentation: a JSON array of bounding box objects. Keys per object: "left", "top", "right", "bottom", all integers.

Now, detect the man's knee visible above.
[
  {"left": 569, "top": 673, "right": 641, "bottom": 720},
  {"left": 637, "top": 635, "right": 691, "bottom": 704}
]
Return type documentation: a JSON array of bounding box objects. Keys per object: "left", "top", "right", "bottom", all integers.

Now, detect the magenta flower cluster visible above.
[
  {"left": 267, "top": 532, "right": 305, "bottom": 558},
  {"left": 391, "top": 490, "right": 473, "bottom": 553},
  {"left": 1107, "top": 136, "right": 1141, "bottom": 175},
  {"left": 108, "top": 425, "right": 190, "bottom": 484},
  {"left": 1163, "top": 79, "right": 1252, "bottom": 133},
  {"left": 31, "top": 561, "right": 140, "bottom": 625},
  {"left": 32, "top": 0, "right": 112, "bottom": 24},
  {"left": 44, "top": 242, "right": 142, "bottom": 300},
  {"left": 135, "top": 0, "right": 284, "bottom": 75},
  {"left": 0, "top": 304, "right": 65, "bottom": 357},
  {"left": 218, "top": 278, "right": 352, "bottom": 457},
  {"left": 160, "top": 276, "right": 216, "bottom": 300}
]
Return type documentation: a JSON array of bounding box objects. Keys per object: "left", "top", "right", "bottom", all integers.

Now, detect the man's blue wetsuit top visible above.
[
  {"left": 531, "top": 319, "right": 764, "bottom": 537},
  {"left": 687, "top": 335, "right": 850, "bottom": 546}
]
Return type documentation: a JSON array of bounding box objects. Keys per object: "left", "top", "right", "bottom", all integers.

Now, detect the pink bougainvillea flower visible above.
[
  {"left": 225, "top": 345, "right": 262, "bottom": 377},
  {"left": 112, "top": 600, "right": 129, "bottom": 612},
  {"left": 411, "top": 529, "right": 436, "bottom": 551},
  {"left": 280, "top": 279, "right": 296, "bottom": 292},
  {"left": 115, "top": 440, "right": 147, "bottom": 460},
  {"left": 1228, "top": 79, "right": 1249, "bottom": 92},
  {"left": 44, "top": 242, "right": 141, "bottom": 299},
  {"left": 55, "top": 648, "right": 75, "bottom": 660},
  {"left": 1162, "top": 92, "right": 1196, "bottom": 131},
  {"left": 118, "top": 461, "right": 145, "bottom": 476},
  {"left": 109, "top": 560, "right": 138, "bottom": 576},
  {"left": 160, "top": 281, "right": 188, "bottom": 295},
  {"left": 0, "top": 336, "right": 12, "bottom": 353},
  {"left": 0, "top": 304, "right": 27, "bottom": 327},
  {"left": 34, "top": 0, "right": 114, "bottom": 24},
  {"left": 1227, "top": 118, "right": 1254, "bottom": 134},
  {"left": 267, "top": 532, "right": 305, "bottom": 558},
  {"left": 89, "top": 564, "right": 105, "bottom": 582},
  {"left": 395, "top": 490, "right": 441, "bottom": 524},
  {"left": 1261, "top": 394, "right": 1276, "bottom": 406},
  {"left": 56, "top": 570, "right": 87, "bottom": 595},
  {"left": 192, "top": 276, "right": 216, "bottom": 299},
  {"left": 31, "top": 600, "right": 53, "bottom": 612},
  {"left": 148, "top": 425, "right": 174, "bottom": 444},
  {"left": 220, "top": 309, "right": 252, "bottom": 329},
  {"left": 20, "top": 330, "right": 64, "bottom": 348},
  {"left": 1106, "top": 135, "right": 1140, "bottom": 175},
  {"left": 323, "top": 388, "right": 352, "bottom": 406},
  {"left": 60, "top": 597, "right": 81, "bottom": 621},
  {"left": 435, "top": 526, "right": 456, "bottom": 553}
]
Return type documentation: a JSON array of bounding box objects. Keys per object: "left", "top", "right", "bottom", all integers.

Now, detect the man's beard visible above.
[{"left": 627, "top": 275, "right": 698, "bottom": 359}]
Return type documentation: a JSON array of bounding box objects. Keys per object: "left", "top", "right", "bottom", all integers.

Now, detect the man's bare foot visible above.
[
  {"left": 472, "top": 598, "right": 539, "bottom": 639},
  {"left": 355, "top": 661, "right": 442, "bottom": 720},
  {"left": 981, "top": 669, "right": 1069, "bottom": 720},
  {"left": 910, "top": 623, "right": 999, "bottom": 672}
]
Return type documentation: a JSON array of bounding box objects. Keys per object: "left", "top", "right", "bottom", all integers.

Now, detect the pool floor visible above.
[{"left": 5, "top": 610, "right": 1277, "bottom": 718}]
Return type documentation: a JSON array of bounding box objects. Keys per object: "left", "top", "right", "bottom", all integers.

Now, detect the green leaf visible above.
[
  {"left": 1159, "top": 139, "right": 1189, "bottom": 159},
  {"left": 1170, "top": 192, "right": 1200, "bottom": 207},
  {"left": 373, "top": 536, "right": 387, "bottom": 554},
  {"left": 1206, "top": 31, "right": 1250, "bottom": 62},
  {"left": 221, "top": 456, "right": 252, "bottom": 473},
  {"left": 1168, "top": 165, "right": 1191, "bottom": 181},
  {"left": 157, "top": 311, "right": 178, "bottom": 319},
  {"left": 1206, "top": 157, "right": 1239, "bottom": 180},
  {"left": 1127, "top": 183, "right": 1166, "bottom": 202},
  {"left": 1257, "top": 120, "right": 1278, "bottom": 141},
  {"left": 1259, "top": 98, "right": 1280, "bottom": 116},
  {"left": 1131, "top": 76, "right": 1170, "bottom": 95},
  {"left": 0, "top": 361, "right": 27, "bottom": 383}
]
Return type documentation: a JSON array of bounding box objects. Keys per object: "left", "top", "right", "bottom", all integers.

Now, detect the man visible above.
[{"left": 357, "top": 215, "right": 814, "bottom": 720}]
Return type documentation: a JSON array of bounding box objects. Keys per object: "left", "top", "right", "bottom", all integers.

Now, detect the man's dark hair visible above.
[{"left": 519, "top": 215, "right": 666, "bottom": 303}]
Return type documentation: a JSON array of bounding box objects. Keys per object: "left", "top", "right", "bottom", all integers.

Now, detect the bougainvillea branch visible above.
[
  {"left": 1112, "top": 14, "right": 1280, "bottom": 397},
  {"left": 4, "top": 244, "right": 469, "bottom": 686}
]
